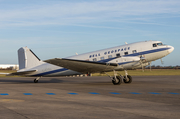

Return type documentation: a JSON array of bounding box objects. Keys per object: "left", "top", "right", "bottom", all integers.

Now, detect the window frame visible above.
[
  {"left": 132, "top": 50, "right": 137, "bottom": 54},
  {"left": 93, "top": 58, "right": 97, "bottom": 61},
  {"left": 153, "top": 43, "right": 157, "bottom": 47},
  {"left": 100, "top": 57, "right": 104, "bottom": 60},
  {"left": 157, "top": 43, "right": 163, "bottom": 46},
  {"left": 108, "top": 55, "right": 112, "bottom": 59},
  {"left": 124, "top": 52, "right": 128, "bottom": 55},
  {"left": 116, "top": 53, "right": 121, "bottom": 57}
]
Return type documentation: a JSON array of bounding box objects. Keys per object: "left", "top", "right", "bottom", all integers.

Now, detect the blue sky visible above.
[{"left": 0, "top": 0, "right": 180, "bottom": 66}]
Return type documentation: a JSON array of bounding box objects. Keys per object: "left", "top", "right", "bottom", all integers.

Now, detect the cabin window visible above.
[
  {"left": 153, "top": 44, "right": 157, "bottom": 47},
  {"left": 124, "top": 52, "right": 128, "bottom": 55},
  {"left": 116, "top": 53, "right": 121, "bottom": 57},
  {"left": 157, "top": 43, "right": 163, "bottom": 46},
  {"left": 132, "top": 50, "right": 137, "bottom": 54},
  {"left": 108, "top": 55, "right": 112, "bottom": 59},
  {"left": 100, "top": 57, "right": 104, "bottom": 60},
  {"left": 93, "top": 58, "right": 97, "bottom": 61}
]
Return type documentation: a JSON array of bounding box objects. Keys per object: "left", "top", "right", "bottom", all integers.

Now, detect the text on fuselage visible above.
[{"left": 89, "top": 47, "right": 130, "bottom": 58}]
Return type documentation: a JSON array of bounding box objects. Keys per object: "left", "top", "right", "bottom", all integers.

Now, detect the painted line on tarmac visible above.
[
  {"left": 46, "top": 93, "right": 56, "bottom": 95},
  {"left": 1, "top": 92, "right": 179, "bottom": 95},
  {"left": 168, "top": 92, "right": 179, "bottom": 95},
  {"left": 130, "top": 92, "right": 141, "bottom": 94},
  {"left": 0, "top": 93, "right": 9, "bottom": 95},
  {"left": 24, "top": 93, "right": 33, "bottom": 95},
  {"left": 68, "top": 93, "right": 78, "bottom": 95},
  {"left": 89, "top": 92, "right": 100, "bottom": 95},
  {"left": 149, "top": 92, "right": 161, "bottom": 95},
  {"left": 110, "top": 92, "right": 121, "bottom": 95}
]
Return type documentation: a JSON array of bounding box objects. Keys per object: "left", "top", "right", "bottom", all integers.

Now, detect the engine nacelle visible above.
[
  {"left": 113, "top": 56, "right": 141, "bottom": 70},
  {"left": 132, "top": 62, "right": 150, "bottom": 69}
]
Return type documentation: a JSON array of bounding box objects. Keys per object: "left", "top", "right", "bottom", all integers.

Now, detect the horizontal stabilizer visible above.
[
  {"left": 7, "top": 70, "right": 37, "bottom": 76},
  {"left": 45, "top": 58, "right": 117, "bottom": 73}
]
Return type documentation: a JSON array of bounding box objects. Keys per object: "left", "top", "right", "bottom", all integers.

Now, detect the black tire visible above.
[
  {"left": 34, "top": 79, "right": 38, "bottom": 83},
  {"left": 123, "top": 75, "right": 132, "bottom": 83},
  {"left": 112, "top": 76, "right": 122, "bottom": 85}
]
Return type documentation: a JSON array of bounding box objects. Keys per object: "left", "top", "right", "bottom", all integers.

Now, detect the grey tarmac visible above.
[{"left": 0, "top": 76, "right": 180, "bottom": 119}]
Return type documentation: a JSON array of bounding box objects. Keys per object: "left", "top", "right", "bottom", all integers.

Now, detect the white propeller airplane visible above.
[{"left": 9, "top": 40, "right": 174, "bottom": 85}]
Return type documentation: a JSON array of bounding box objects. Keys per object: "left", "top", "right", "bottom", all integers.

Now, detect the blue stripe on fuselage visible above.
[
  {"left": 98, "top": 57, "right": 116, "bottom": 63},
  {"left": 118, "top": 61, "right": 134, "bottom": 65},
  {"left": 33, "top": 68, "right": 68, "bottom": 76},
  {"left": 100, "top": 47, "right": 170, "bottom": 63},
  {"left": 33, "top": 47, "right": 169, "bottom": 76},
  {"left": 124, "top": 47, "right": 170, "bottom": 57}
]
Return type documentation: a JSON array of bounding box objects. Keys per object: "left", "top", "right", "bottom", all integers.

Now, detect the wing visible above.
[
  {"left": 7, "top": 70, "right": 37, "bottom": 76},
  {"left": 44, "top": 58, "right": 117, "bottom": 73}
]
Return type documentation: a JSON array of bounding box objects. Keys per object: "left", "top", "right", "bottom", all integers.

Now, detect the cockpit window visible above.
[
  {"left": 153, "top": 42, "right": 164, "bottom": 47},
  {"left": 153, "top": 44, "right": 157, "bottom": 47},
  {"left": 157, "top": 43, "right": 163, "bottom": 46}
]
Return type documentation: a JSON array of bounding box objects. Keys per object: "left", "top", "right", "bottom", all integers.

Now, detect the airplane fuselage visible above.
[{"left": 17, "top": 40, "right": 174, "bottom": 77}]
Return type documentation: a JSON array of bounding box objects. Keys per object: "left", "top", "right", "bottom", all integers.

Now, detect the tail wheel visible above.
[
  {"left": 123, "top": 75, "right": 132, "bottom": 83},
  {"left": 112, "top": 76, "right": 122, "bottom": 85},
  {"left": 34, "top": 79, "right": 38, "bottom": 83}
]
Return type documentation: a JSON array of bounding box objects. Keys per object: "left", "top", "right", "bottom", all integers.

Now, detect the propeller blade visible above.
[{"left": 161, "top": 59, "right": 164, "bottom": 65}]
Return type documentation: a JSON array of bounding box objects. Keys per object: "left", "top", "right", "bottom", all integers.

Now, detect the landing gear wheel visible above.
[
  {"left": 123, "top": 75, "right": 132, "bottom": 83},
  {"left": 112, "top": 76, "right": 122, "bottom": 85},
  {"left": 34, "top": 79, "right": 38, "bottom": 83}
]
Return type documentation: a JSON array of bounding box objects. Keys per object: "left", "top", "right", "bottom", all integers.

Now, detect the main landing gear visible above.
[
  {"left": 123, "top": 70, "right": 132, "bottom": 84},
  {"left": 105, "top": 70, "right": 132, "bottom": 85},
  {"left": 34, "top": 77, "right": 40, "bottom": 83},
  {"left": 112, "top": 76, "right": 122, "bottom": 85}
]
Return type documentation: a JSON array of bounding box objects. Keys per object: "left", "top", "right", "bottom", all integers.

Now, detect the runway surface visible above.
[{"left": 0, "top": 76, "right": 180, "bottom": 119}]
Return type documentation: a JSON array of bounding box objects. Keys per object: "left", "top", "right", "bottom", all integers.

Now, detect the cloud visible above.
[{"left": 0, "top": 0, "right": 180, "bottom": 27}]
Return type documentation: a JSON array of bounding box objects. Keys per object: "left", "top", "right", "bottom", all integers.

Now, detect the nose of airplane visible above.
[{"left": 168, "top": 46, "right": 174, "bottom": 53}]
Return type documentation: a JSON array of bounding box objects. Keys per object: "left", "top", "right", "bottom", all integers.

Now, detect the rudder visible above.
[{"left": 18, "top": 47, "right": 41, "bottom": 70}]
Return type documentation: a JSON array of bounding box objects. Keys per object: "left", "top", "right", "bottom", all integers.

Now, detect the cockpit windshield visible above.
[
  {"left": 157, "top": 43, "right": 163, "bottom": 46},
  {"left": 153, "top": 42, "right": 164, "bottom": 47}
]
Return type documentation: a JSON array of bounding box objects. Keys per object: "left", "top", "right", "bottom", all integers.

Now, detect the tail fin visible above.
[{"left": 18, "top": 47, "right": 41, "bottom": 70}]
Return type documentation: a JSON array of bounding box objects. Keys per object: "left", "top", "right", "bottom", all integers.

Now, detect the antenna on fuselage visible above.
[
  {"left": 149, "top": 61, "right": 152, "bottom": 71},
  {"left": 161, "top": 59, "right": 164, "bottom": 65},
  {"left": 125, "top": 42, "right": 128, "bottom": 44}
]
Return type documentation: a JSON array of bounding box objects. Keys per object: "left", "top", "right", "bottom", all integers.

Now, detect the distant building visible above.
[{"left": 0, "top": 64, "right": 19, "bottom": 70}]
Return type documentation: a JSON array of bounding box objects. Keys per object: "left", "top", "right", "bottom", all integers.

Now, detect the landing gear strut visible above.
[
  {"left": 123, "top": 70, "right": 132, "bottom": 84},
  {"left": 105, "top": 70, "right": 122, "bottom": 85},
  {"left": 105, "top": 70, "right": 132, "bottom": 85},
  {"left": 34, "top": 77, "right": 40, "bottom": 83},
  {"left": 112, "top": 76, "right": 122, "bottom": 85},
  {"left": 112, "top": 70, "right": 122, "bottom": 85},
  {"left": 123, "top": 75, "right": 132, "bottom": 83}
]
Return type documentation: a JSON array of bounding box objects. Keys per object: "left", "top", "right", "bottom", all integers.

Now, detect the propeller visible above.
[
  {"left": 140, "top": 55, "right": 146, "bottom": 72},
  {"left": 161, "top": 59, "right": 164, "bottom": 65},
  {"left": 149, "top": 61, "right": 152, "bottom": 71}
]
